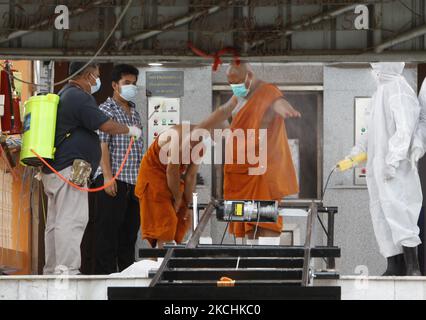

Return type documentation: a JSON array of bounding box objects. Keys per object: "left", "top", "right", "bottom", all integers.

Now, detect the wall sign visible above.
[
  {"left": 354, "top": 97, "right": 371, "bottom": 186},
  {"left": 146, "top": 71, "right": 184, "bottom": 97},
  {"left": 148, "top": 97, "right": 181, "bottom": 146}
]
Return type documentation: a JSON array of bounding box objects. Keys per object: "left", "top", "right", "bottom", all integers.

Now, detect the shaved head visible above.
[{"left": 226, "top": 62, "right": 253, "bottom": 81}]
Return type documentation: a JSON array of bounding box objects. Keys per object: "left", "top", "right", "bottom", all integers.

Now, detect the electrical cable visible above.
[
  {"left": 399, "top": 0, "right": 423, "bottom": 17},
  {"left": 316, "top": 166, "right": 338, "bottom": 264},
  {"left": 321, "top": 165, "right": 347, "bottom": 265},
  {"left": 220, "top": 202, "right": 238, "bottom": 245},
  {"left": 220, "top": 220, "right": 230, "bottom": 245},
  {"left": 322, "top": 166, "right": 337, "bottom": 202},
  {"left": 30, "top": 137, "right": 135, "bottom": 193},
  {"left": 252, "top": 203, "right": 262, "bottom": 245},
  {"left": 0, "top": 0, "right": 134, "bottom": 88}
]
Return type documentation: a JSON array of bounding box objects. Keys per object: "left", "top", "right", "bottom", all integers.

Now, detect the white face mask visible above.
[
  {"left": 90, "top": 74, "right": 101, "bottom": 94},
  {"left": 119, "top": 84, "right": 139, "bottom": 102},
  {"left": 230, "top": 74, "right": 252, "bottom": 98}
]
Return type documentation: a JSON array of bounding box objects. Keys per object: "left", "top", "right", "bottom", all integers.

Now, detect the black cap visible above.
[{"left": 69, "top": 62, "right": 88, "bottom": 76}]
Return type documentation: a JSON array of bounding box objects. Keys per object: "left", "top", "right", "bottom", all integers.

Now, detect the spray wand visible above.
[{"left": 322, "top": 152, "right": 368, "bottom": 201}]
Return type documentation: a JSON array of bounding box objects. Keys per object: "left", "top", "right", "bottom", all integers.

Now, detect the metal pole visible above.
[
  {"left": 192, "top": 193, "right": 198, "bottom": 232},
  {"left": 302, "top": 201, "right": 317, "bottom": 286},
  {"left": 186, "top": 201, "right": 216, "bottom": 249},
  {"left": 149, "top": 248, "right": 174, "bottom": 287},
  {"left": 375, "top": 24, "right": 426, "bottom": 53},
  {"left": 119, "top": 1, "right": 233, "bottom": 49},
  {"left": 250, "top": 4, "right": 361, "bottom": 49},
  {"left": 327, "top": 210, "right": 336, "bottom": 270}
]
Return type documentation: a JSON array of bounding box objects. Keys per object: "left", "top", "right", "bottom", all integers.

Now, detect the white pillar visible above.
[{"left": 192, "top": 193, "right": 198, "bottom": 231}]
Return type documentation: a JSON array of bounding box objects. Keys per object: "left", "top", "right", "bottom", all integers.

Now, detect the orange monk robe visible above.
[
  {"left": 224, "top": 83, "right": 299, "bottom": 238},
  {"left": 135, "top": 138, "right": 191, "bottom": 247}
]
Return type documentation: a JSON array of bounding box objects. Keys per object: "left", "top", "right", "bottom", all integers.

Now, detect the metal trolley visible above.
[{"left": 108, "top": 200, "right": 341, "bottom": 300}]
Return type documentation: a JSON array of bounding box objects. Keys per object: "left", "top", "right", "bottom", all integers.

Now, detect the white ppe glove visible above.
[
  {"left": 127, "top": 126, "right": 142, "bottom": 140},
  {"left": 383, "top": 165, "right": 396, "bottom": 181}
]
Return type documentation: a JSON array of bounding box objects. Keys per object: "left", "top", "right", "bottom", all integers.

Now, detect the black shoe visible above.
[
  {"left": 403, "top": 246, "right": 422, "bottom": 276},
  {"left": 382, "top": 254, "right": 405, "bottom": 276}
]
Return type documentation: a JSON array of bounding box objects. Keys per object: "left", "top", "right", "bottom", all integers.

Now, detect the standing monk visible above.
[
  {"left": 135, "top": 125, "right": 201, "bottom": 248},
  {"left": 197, "top": 62, "right": 301, "bottom": 244}
]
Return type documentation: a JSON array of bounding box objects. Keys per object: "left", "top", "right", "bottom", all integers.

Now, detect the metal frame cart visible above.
[{"left": 108, "top": 200, "right": 341, "bottom": 300}]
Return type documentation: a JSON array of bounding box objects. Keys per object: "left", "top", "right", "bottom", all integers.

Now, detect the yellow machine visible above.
[{"left": 336, "top": 152, "right": 367, "bottom": 172}]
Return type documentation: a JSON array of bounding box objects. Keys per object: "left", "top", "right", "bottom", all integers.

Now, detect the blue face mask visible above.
[
  {"left": 119, "top": 84, "right": 139, "bottom": 102},
  {"left": 90, "top": 74, "right": 101, "bottom": 94},
  {"left": 230, "top": 74, "right": 252, "bottom": 98}
]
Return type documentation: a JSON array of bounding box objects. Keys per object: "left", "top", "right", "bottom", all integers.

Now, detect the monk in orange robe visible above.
[
  {"left": 197, "top": 62, "right": 301, "bottom": 242},
  {"left": 135, "top": 125, "right": 200, "bottom": 248}
]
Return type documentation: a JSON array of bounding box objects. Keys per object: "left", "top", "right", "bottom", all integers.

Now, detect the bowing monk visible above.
[
  {"left": 135, "top": 125, "right": 202, "bottom": 248},
  {"left": 197, "top": 62, "right": 301, "bottom": 245}
]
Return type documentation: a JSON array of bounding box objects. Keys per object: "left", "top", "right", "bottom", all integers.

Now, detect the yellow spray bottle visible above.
[{"left": 336, "top": 153, "right": 368, "bottom": 172}]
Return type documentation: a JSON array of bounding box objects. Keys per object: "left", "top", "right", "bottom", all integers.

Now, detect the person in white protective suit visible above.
[
  {"left": 410, "top": 79, "right": 426, "bottom": 165},
  {"left": 348, "top": 62, "right": 422, "bottom": 276}
]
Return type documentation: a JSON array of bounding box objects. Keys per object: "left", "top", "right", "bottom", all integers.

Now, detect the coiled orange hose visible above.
[{"left": 30, "top": 138, "right": 135, "bottom": 193}]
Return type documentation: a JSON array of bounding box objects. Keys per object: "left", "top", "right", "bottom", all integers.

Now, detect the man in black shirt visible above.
[{"left": 41, "top": 62, "right": 142, "bottom": 275}]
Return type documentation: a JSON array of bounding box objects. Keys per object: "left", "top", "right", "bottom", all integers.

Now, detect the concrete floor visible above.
[{"left": 1, "top": 275, "right": 426, "bottom": 300}]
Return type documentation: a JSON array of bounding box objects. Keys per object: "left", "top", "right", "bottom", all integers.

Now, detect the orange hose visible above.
[{"left": 30, "top": 138, "right": 135, "bottom": 193}]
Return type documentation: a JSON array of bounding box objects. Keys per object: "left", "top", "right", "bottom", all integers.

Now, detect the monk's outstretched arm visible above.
[
  {"left": 167, "top": 163, "right": 182, "bottom": 211},
  {"left": 272, "top": 98, "right": 302, "bottom": 119},
  {"left": 196, "top": 96, "right": 238, "bottom": 130}
]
